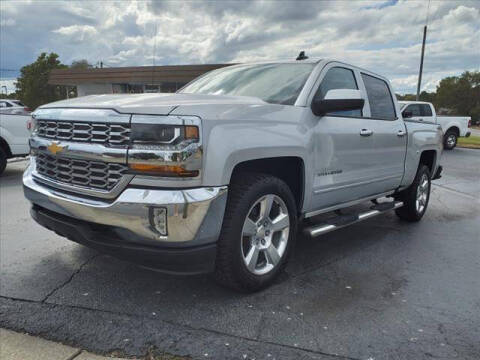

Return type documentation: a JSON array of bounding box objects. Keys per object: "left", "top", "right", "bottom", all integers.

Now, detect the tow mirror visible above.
[
  {"left": 402, "top": 111, "right": 413, "bottom": 119},
  {"left": 311, "top": 89, "right": 364, "bottom": 116}
]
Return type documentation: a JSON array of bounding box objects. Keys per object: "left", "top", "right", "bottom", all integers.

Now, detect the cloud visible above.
[
  {"left": 53, "top": 25, "right": 98, "bottom": 40},
  {"left": 1, "top": 0, "right": 479, "bottom": 93}
]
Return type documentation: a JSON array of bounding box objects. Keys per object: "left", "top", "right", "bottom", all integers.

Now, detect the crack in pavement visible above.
[
  {"left": 1, "top": 295, "right": 362, "bottom": 360},
  {"left": 41, "top": 253, "right": 100, "bottom": 303}
]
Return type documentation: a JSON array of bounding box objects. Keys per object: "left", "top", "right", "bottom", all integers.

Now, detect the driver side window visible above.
[{"left": 314, "top": 67, "right": 361, "bottom": 117}]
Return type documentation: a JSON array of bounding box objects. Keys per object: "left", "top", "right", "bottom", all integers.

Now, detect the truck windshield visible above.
[{"left": 179, "top": 63, "right": 315, "bottom": 105}]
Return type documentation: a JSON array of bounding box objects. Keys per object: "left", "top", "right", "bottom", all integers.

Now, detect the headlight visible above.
[
  {"left": 128, "top": 115, "right": 202, "bottom": 177},
  {"left": 131, "top": 124, "right": 199, "bottom": 146}
]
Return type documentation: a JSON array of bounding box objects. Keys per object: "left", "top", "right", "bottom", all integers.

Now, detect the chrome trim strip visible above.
[
  {"left": 30, "top": 137, "right": 127, "bottom": 163},
  {"left": 313, "top": 174, "right": 402, "bottom": 194}
]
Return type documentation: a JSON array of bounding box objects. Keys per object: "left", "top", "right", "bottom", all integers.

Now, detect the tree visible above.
[
  {"left": 15, "top": 53, "right": 68, "bottom": 110},
  {"left": 396, "top": 71, "right": 479, "bottom": 124},
  {"left": 70, "top": 59, "right": 93, "bottom": 70}
]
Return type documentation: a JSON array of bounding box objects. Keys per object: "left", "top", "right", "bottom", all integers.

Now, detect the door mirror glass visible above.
[
  {"left": 311, "top": 89, "right": 364, "bottom": 116},
  {"left": 402, "top": 111, "right": 413, "bottom": 119}
]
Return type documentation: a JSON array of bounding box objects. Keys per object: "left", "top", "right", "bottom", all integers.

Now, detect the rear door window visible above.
[
  {"left": 314, "top": 67, "right": 361, "bottom": 117},
  {"left": 361, "top": 74, "right": 396, "bottom": 120},
  {"left": 420, "top": 104, "right": 432, "bottom": 116}
]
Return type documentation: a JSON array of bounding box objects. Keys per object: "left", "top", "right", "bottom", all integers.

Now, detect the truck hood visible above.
[{"left": 39, "top": 93, "right": 267, "bottom": 115}]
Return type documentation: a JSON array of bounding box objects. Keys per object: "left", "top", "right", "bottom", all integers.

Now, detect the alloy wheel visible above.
[{"left": 241, "top": 194, "right": 290, "bottom": 275}]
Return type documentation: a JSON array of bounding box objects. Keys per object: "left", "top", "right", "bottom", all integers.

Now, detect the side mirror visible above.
[
  {"left": 311, "top": 89, "right": 365, "bottom": 116},
  {"left": 402, "top": 111, "right": 412, "bottom": 119}
]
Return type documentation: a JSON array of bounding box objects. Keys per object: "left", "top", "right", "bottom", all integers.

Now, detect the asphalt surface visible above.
[{"left": 1, "top": 149, "right": 479, "bottom": 360}]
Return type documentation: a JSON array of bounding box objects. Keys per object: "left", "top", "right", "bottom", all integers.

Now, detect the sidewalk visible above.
[{"left": 0, "top": 329, "right": 126, "bottom": 360}]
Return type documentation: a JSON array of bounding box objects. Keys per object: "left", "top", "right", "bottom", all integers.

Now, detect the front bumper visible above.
[{"left": 23, "top": 164, "right": 228, "bottom": 273}]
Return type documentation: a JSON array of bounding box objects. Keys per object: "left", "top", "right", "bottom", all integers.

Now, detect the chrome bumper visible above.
[{"left": 23, "top": 163, "right": 228, "bottom": 247}]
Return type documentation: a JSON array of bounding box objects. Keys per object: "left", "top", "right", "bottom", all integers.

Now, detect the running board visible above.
[{"left": 305, "top": 201, "right": 404, "bottom": 238}]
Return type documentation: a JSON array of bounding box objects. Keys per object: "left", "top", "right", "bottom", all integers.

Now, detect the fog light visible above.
[{"left": 149, "top": 207, "right": 167, "bottom": 236}]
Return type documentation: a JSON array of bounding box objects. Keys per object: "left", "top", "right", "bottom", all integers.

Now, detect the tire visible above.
[
  {"left": 214, "top": 173, "right": 297, "bottom": 292},
  {"left": 0, "top": 148, "right": 7, "bottom": 176},
  {"left": 443, "top": 130, "right": 457, "bottom": 150},
  {"left": 395, "top": 165, "right": 431, "bottom": 222}
]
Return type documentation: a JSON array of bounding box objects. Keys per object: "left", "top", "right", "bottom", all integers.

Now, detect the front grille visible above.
[
  {"left": 36, "top": 153, "right": 128, "bottom": 191},
  {"left": 36, "top": 120, "right": 130, "bottom": 145}
]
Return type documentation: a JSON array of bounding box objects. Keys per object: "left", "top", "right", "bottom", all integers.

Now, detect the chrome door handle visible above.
[
  {"left": 360, "top": 129, "right": 373, "bottom": 136},
  {"left": 397, "top": 130, "right": 406, "bottom": 137}
]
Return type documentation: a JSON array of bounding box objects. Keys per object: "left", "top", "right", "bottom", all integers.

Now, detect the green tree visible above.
[
  {"left": 70, "top": 59, "right": 93, "bottom": 70},
  {"left": 15, "top": 52, "right": 68, "bottom": 110},
  {"left": 436, "top": 71, "right": 480, "bottom": 122}
]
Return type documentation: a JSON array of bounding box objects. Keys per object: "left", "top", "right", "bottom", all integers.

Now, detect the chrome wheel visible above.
[
  {"left": 241, "top": 194, "right": 290, "bottom": 275},
  {"left": 415, "top": 173, "right": 429, "bottom": 214},
  {"left": 446, "top": 134, "right": 456, "bottom": 148}
]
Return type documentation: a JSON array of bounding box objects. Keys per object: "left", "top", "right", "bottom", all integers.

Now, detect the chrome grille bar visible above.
[
  {"left": 37, "top": 120, "right": 130, "bottom": 145},
  {"left": 36, "top": 153, "right": 128, "bottom": 191}
]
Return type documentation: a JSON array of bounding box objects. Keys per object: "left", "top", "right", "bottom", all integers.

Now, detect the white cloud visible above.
[
  {"left": 1, "top": 0, "right": 479, "bottom": 94},
  {"left": 53, "top": 24, "right": 98, "bottom": 40}
]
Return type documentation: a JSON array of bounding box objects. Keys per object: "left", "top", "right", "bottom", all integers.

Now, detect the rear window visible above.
[
  {"left": 361, "top": 74, "right": 396, "bottom": 120},
  {"left": 12, "top": 101, "right": 25, "bottom": 106}
]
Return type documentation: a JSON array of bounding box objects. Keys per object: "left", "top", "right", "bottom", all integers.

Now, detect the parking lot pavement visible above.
[{"left": 1, "top": 149, "right": 479, "bottom": 360}]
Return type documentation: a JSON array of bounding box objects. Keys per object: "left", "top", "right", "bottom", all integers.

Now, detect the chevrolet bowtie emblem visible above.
[{"left": 47, "top": 142, "right": 66, "bottom": 155}]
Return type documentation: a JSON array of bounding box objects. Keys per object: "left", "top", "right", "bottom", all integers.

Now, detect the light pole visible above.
[{"left": 416, "top": 25, "right": 427, "bottom": 101}]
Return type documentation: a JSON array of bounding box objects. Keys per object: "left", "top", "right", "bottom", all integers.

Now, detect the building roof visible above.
[{"left": 48, "top": 64, "right": 233, "bottom": 86}]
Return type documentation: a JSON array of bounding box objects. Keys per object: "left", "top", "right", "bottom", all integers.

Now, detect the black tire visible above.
[
  {"left": 214, "top": 173, "right": 297, "bottom": 292},
  {"left": 443, "top": 130, "right": 457, "bottom": 150},
  {"left": 395, "top": 165, "right": 431, "bottom": 222},
  {"left": 0, "top": 148, "right": 7, "bottom": 176}
]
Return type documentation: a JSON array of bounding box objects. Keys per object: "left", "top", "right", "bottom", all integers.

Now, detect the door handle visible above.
[
  {"left": 360, "top": 129, "right": 373, "bottom": 136},
  {"left": 397, "top": 130, "right": 406, "bottom": 137},
  {"left": 418, "top": 118, "right": 424, "bottom": 121}
]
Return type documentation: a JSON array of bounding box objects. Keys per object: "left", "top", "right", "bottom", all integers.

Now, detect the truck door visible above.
[{"left": 306, "top": 64, "right": 406, "bottom": 212}]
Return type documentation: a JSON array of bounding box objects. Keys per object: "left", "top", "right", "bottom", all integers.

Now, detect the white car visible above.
[
  {"left": 399, "top": 101, "right": 471, "bottom": 150},
  {"left": 0, "top": 111, "right": 31, "bottom": 174},
  {"left": 0, "top": 99, "right": 31, "bottom": 115}
]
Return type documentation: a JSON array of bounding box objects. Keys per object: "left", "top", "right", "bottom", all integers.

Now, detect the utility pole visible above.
[{"left": 416, "top": 25, "right": 427, "bottom": 100}]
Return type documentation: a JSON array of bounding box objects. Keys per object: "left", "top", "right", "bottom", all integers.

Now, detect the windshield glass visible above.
[{"left": 179, "top": 63, "right": 315, "bottom": 105}]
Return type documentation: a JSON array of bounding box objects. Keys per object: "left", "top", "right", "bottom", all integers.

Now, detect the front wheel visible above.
[
  {"left": 443, "top": 130, "right": 457, "bottom": 150},
  {"left": 214, "top": 173, "right": 297, "bottom": 292},
  {"left": 395, "top": 165, "right": 431, "bottom": 222}
]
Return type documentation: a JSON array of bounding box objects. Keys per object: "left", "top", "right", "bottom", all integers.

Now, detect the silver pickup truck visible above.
[{"left": 23, "top": 59, "right": 443, "bottom": 291}]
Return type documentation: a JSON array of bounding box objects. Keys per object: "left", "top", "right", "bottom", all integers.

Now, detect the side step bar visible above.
[{"left": 305, "top": 201, "right": 404, "bottom": 238}]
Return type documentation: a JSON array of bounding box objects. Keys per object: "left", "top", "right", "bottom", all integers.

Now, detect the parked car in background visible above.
[
  {"left": 24, "top": 59, "right": 443, "bottom": 291},
  {"left": 0, "top": 112, "right": 31, "bottom": 174},
  {"left": 0, "top": 99, "right": 31, "bottom": 115},
  {"left": 399, "top": 101, "right": 471, "bottom": 150}
]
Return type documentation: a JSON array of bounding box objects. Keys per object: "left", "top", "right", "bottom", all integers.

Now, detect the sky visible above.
[{"left": 1, "top": 0, "right": 479, "bottom": 95}]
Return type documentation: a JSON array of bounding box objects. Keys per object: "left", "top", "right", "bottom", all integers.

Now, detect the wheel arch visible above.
[
  {"left": 0, "top": 136, "right": 13, "bottom": 158},
  {"left": 445, "top": 126, "right": 460, "bottom": 136},
  {"left": 230, "top": 156, "right": 306, "bottom": 213}
]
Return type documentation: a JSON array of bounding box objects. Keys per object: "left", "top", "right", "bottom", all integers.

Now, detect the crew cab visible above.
[
  {"left": 399, "top": 101, "right": 471, "bottom": 150},
  {"left": 23, "top": 59, "right": 443, "bottom": 291}
]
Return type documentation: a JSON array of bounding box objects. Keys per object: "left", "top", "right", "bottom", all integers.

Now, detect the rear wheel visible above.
[
  {"left": 395, "top": 165, "right": 431, "bottom": 222},
  {"left": 0, "top": 148, "right": 7, "bottom": 176},
  {"left": 214, "top": 173, "right": 297, "bottom": 292},
  {"left": 443, "top": 130, "right": 457, "bottom": 150}
]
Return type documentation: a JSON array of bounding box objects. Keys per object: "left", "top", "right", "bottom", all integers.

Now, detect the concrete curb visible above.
[{"left": 0, "top": 329, "right": 125, "bottom": 360}]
